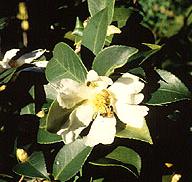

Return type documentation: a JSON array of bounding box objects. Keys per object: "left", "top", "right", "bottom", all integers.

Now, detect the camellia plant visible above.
[{"left": 0, "top": 0, "right": 192, "bottom": 182}]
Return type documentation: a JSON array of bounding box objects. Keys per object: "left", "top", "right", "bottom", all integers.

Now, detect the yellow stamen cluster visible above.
[{"left": 92, "top": 89, "right": 113, "bottom": 117}]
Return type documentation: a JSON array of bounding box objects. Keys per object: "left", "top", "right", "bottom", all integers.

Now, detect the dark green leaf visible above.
[
  {"left": 45, "top": 42, "right": 87, "bottom": 83},
  {"left": 92, "top": 45, "right": 138, "bottom": 76},
  {"left": 116, "top": 119, "right": 153, "bottom": 144},
  {"left": 146, "top": 69, "right": 191, "bottom": 105},
  {"left": 113, "top": 7, "right": 134, "bottom": 28},
  {"left": 90, "top": 146, "right": 141, "bottom": 177},
  {"left": 82, "top": 8, "right": 108, "bottom": 55},
  {"left": 20, "top": 86, "right": 35, "bottom": 115},
  {"left": 13, "top": 152, "right": 49, "bottom": 179},
  {"left": 37, "top": 128, "right": 62, "bottom": 144},
  {"left": 87, "top": 0, "right": 115, "bottom": 24},
  {"left": 46, "top": 100, "right": 72, "bottom": 133},
  {"left": 53, "top": 139, "right": 92, "bottom": 181}
]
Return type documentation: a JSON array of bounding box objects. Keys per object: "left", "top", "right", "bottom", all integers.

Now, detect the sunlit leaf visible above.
[
  {"left": 87, "top": 0, "right": 115, "bottom": 24},
  {"left": 92, "top": 45, "right": 138, "bottom": 76},
  {"left": 142, "top": 43, "right": 162, "bottom": 50},
  {"left": 45, "top": 42, "right": 87, "bottom": 83},
  {"left": 146, "top": 69, "right": 191, "bottom": 105},
  {"left": 82, "top": 8, "right": 108, "bottom": 55},
  {"left": 53, "top": 139, "right": 92, "bottom": 181},
  {"left": 116, "top": 119, "right": 153, "bottom": 144},
  {"left": 13, "top": 152, "right": 50, "bottom": 179}
]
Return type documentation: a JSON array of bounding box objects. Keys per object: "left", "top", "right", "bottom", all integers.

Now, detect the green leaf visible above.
[
  {"left": 142, "top": 43, "right": 162, "bottom": 50},
  {"left": 113, "top": 7, "right": 134, "bottom": 28},
  {"left": 44, "top": 83, "right": 57, "bottom": 100},
  {"left": 107, "top": 147, "right": 141, "bottom": 174},
  {"left": 53, "top": 139, "right": 92, "bottom": 181},
  {"left": 146, "top": 69, "right": 191, "bottom": 105},
  {"left": 72, "top": 17, "right": 84, "bottom": 37},
  {"left": 46, "top": 100, "right": 72, "bottom": 133},
  {"left": 116, "top": 119, "right": 153, "bottom": 144},
  {"left": 92, "top": 45, "right": 138, "bottom": 76},
  {"left": 82, "top": 8, "right": 108, "bottom": 55},
  {"left": 37, "top": 128, "right": 63, "bottom": 144},
  {"left": 0, "top": 68, "right": 16, "bottom": 83},
  {"left": 87, "top": 0, "right": 115, "bottom": 24},
  {"left": 90, "top": 147, "right": 141, "bottom": 177},
  {"left": 45, "top": 42, "right": 87, "bottom": 83},
  {"left": 13, "top": 152, "right": 50, "bottom": 179},
  {"left": 20, "top": 86, "right": 35, "bottom": 115}
]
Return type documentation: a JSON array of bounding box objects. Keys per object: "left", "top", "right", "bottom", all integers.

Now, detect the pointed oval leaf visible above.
[
  {"left": 82, "top": 8, "right": 108, "bottom": 55},
  {"left": 90, "top": 147, "right": 141, "bottom": 177},
  {"left": 87, "top": 0, "right": 115, "bottom": 24},
  {"left": 13, "top": 152, "right": 49, "bottom": 179},
  {"left": 53, "top": 139, "right": 92, "bottom": 181},
  {"left": 45, "top": 42, "right": 87, "bottom": 83},
  {"left": 146, "top": 69, "right": 191, "bottom": 105},
  {"left": 46, "top": 100, "right": 72, "bottom": 133},
  {"left": 116, "top": 119, "right": 153, "bottom": 144},
  {"left": 92, "top": 45, "right": 138, "bottom": 76},
  {"left": 106, "top": 147, "right": 141, "bottom": 175}
]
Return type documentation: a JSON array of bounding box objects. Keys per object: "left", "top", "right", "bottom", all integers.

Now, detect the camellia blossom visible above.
[
  {"left": 55, "top": 70, "right": 149, "bottom": 147},
  {"left": 0, "top": 49, "right": 47, "bottom": 72}
]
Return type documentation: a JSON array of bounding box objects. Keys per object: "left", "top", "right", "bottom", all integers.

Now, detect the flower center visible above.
[{"left": 92, "top": 89, "right": 113, "bottom": 117}]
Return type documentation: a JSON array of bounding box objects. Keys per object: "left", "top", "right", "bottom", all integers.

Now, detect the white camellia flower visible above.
[
  {"left": 55, "top": 70, "right": 149, "bottom": 147},
  {"left": 0, "top": 49, "right": 47, "bottom": 72}
]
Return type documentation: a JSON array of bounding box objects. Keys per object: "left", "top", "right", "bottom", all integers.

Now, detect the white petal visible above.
[
  {"left": 76, "top": 103, "right": 95, "bottom": 126},
  {"left": 33, "top": 61, "right": 48, "bottom": 67},
  {"left": 111, "top": 93, "right": 144, "bottom": 105},
  {"left": 57, "top": 109, "right": 87, "bottom": 144},
  {"left": 87, "top": 70, "right": 99, "bottom": 81},
  {"left": 115, "top": 102, "right": 149, "bottom": 128},
  {"left": 56, "top": 79, "right": 86, "bottom": 109},
  {"left": 86, "top": 70, "right": 113, "bottom": 92},
  {"left": 16, "top": 49, "right": 46, "bottom": 66},
  {"left": 109, "top": 74, "right": 144, "bottom": 99},
  {"left": 85, "top": 115, "right": 116, "bottom": 147},
  {"left": 2, "top": 49, "right": 20, "bottom": 63}
]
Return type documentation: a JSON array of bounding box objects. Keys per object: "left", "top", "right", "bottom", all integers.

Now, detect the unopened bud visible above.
[{"left": 16, "top": 148, "right": 28, "bottom": 163}]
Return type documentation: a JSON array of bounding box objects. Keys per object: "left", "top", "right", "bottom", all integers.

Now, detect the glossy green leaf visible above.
[
  {"left": 46, "top": 100, "right": 72, "bottom": 133},
  {"left": 92, "top": 45, "right": 138, "bottom": 76},
  {"left": 116, "top": 119, "right": 153, "bottom": 144},
  {"left": 13, "top": 152, "right": 49, "bottom": 179},
  {"left": 146, "top": 69, "right": 191, "bottom": 105},
  {"left": 45, "top": 42, "right": 87, "bottom": 83},
  {"left": 87, "top": 0, "right": 115, "bottom": 24},
  {"left": 53, "top": 139, "right": 92, "bottom": 181},
  {"left": 90, "top": 146, "right": 141, "bottom": 177},
  {"left": 82, "top": 8, "right": 108, "bottom": 55},
  {"left": 37, "top": 128, "right": 62, "bottom": 144}
]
